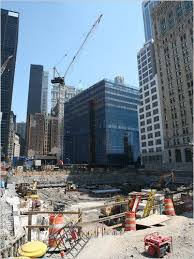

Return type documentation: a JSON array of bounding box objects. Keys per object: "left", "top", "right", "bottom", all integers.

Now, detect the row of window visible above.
[
  {"left": 142, "top": 138, "right": 162, "bottom": 147},
  {"left": 139, "top": 108, "right": 159, "bottom": 119},
  {"left": 141, "top": 131, "right": 161, "bottom": 140},
  {"left": 140, "top": 115, "right": 160, "bottom": 126},
  {"left": 142, "top": 147, "right": 162, "bottom": 154}
]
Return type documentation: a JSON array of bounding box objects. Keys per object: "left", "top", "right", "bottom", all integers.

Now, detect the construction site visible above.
[{"left": 0, "top": 166, "right": 193, "bottom": 259}]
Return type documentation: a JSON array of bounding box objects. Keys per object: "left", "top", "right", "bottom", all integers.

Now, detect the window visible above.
[
  {"left": 152, "top": 101, "right": 158, "bottom": 107},
  {"left": 154, "top": 123, "right": 160, "bottom": 129},
  {"left": 176, "top": 2, "right": 183, "bottom": 17},
  {"left": 168, "top": 11, "right": 175, "bottom": 28},
  {"left": 160, "top": 18, "right": 166, "bottom": 34},
  {"left": 175, "top": 149, "right": 182, "bottom": 162},
  {"left": 148, "top": 133, "right": 153, "bottom": 139},
  {"left": 145, "top": 98, "right": 150, "bottom": 104},
  {"left": 154, "top": 116, "right": 159, "bottom": 122},
  {"left": 141, "top": 135, "right": 146, "bottom": 140},
  {"left": 151, "top": 87, "right": 157, "bottom": 94},
  {"left": 141, "top": 128, "right": 145, "bottom": 133},
  {"left": 156, "top": 147, "right": 162, "bottom": 152},
  {"left": 146, "top": 111, "right": 151, "bottom": 117},
  {"left": 150, "top": 80, "right": 156, "bottom": 87},
  {"left": 156, "top": 139, "right": 161, "bottom": 145},
  {"left": 144, "top": 84, "right": 149, "bottom": 91},
  {"left": 142, "top": 149, "right": 147, "bottom": 153},
  {"left": 148, "top": 140, "right": 153, "bottom": 146},
  {"left": 140, "top": 114, "right": 144, "bottom": 120},
  {"left": 152, "top": 94, "right": 157, "bottom": 100},
  {"left": 142, "top": 142, "right": 146, "bottom": 147},
  {"left": 155, "top": 131, "right": 161, "bottom": 137},
  {"left": 185, "top": 149, "right": 192, "bottom": 162},
  {"left": 149, "top": 148, "right": 154, "bottom": 153},
  {"left": 153, "top": 108, "right": 158, "bottom": 115},
  {"left": 147, "top": 125, "right": 152, "bottom": 131},
  {"left": 139, "top": 108, "right": 144, "bottom": 113},
  {"left": 147, "top": 118, "right": 152, "bottom": 124},
  {"left": 146, "top": 105, "right": 150, "bottom": 110},
  {"left": 145, "top": 91, "right": 149, "bottom": 97},
  {"left": 140, "top": 121, "right": 145, "bottom": 126}
]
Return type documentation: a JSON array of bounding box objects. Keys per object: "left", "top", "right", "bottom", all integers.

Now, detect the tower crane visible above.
[
  {"left": 51, "top": 14, "right": 103, "bottom": 86},
  {"left": 51, "top": 14, "right": 103, "bottom": 160},
  {"left": 1, "top": 55, "right": 13, "bottom": 76}
]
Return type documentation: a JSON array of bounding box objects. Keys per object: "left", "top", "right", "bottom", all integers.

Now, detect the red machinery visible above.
[{"left": 144, "top": 232, "right": 173, "bottom": 258}]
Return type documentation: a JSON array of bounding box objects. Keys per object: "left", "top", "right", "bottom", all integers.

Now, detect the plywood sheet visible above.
[{"left": 136, "top": 214, "right": 170, "bottom": 227}]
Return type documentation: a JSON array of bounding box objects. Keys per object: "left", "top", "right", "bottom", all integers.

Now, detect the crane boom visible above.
[
  {"left": 1, "top": 55, "right": 13, "bottom": 76},
  {"left": 64, "top": 14, "right": 103, "bottom": 81}
]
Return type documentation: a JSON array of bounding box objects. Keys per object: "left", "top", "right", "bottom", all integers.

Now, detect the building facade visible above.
[
  {"left": 16, "top": 122, "right": 26, "bottom": 140},
  {"left": 27, "top": 64, "right": 44, "bottom": 116},
  {"left": 142, "top": 0, "right": 159, "bottom": 42},
  {"left": 137, "top": 40, "right": 164, "bottom": 168},
  {"left": 152, "top": 1, "right": 193, "bottom": 168},
  {"left": 13, "top": 134, "right": 20, "bottom": 158},
  {"left": 1, "top": 9, "right": 19, "bottom": 158},
  {"left": 7, "top": 111, "right": 16, "bottom": 162},
  {"left": 26, "top": 113, "right": 58, "bottom": 157},
  {"left": 64, "top": 78, "right": 140, "bottom": 166},
  {"left": 51, "top": 83, "right": 81, "bottom": 159},
  {"left": 41, "top": 71, "right": 49, "bottom": 113}
]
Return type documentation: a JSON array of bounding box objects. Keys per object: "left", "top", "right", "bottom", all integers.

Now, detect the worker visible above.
[{"left": 40, "top": 217, "right": 46, "bottom": 231}]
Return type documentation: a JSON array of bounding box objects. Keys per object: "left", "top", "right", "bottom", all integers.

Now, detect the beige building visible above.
[
  {"left": 152, "top": 1, "right": 193, "bottom": 168},
  {"left": 13, "top": 134, "right": 20, "bottom": 158},
  {"left": 26, "top": 113, "right": 58, "bottom": 157}
]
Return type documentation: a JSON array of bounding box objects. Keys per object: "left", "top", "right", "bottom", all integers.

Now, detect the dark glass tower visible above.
[
  {"left": 142, "top": 0, "right": 159, "bottom": 42},
  {"left": 27, "top": 64, "right": 43, "bottom": 116},
  {"left": 1, "top": 9, "right": 19, "bottom": 158}
]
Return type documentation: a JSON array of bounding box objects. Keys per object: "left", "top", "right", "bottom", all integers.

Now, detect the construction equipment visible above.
[
  {"left": 16, "top": 181, "right": 38, "bottom": 197},
  {"left": 51, "top": 14, "right": 103, "bottom": 86},
  {"left": 151, "top": 171, "right": 176, "bottom": 190},
  {"left": 1, "top": 55, "right": 13, "bottom": 76},
  {"left": 143, "top": 190, "right": 156, "bottom": 218},
  {"left": 129, "top": 193, "right": 142, "bottom": 213},
  {"left": 66, "top": 181, "right": 77, "bottom": 191},
  {"left": 144, "top": 232, "right": 173, "bottom": 258}
]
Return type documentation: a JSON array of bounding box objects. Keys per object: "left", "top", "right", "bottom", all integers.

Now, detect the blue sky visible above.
[{"left": 2, "top": 0, "right": 145, "bottom": 122}]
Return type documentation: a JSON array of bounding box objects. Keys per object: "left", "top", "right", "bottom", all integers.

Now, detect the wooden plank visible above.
[
  {"left": 136, "top": 214, "right": 170, "bottom": 227},
  {"left": 21, "top": 210, "right": 79, "bottom": 215}
]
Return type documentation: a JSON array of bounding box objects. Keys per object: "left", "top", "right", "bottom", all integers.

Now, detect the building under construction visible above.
[{"left": 63, "top": 77, "right": 140, "bottom": 166}]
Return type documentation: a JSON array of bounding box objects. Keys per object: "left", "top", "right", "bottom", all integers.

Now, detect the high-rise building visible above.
[
  {"left": 137, "top": 40, "right": 164, "bottom": 168},
  {"left": 16, "top": 122, "right": 26, "bottom": 140},
  {"left": 27, "top": 64, "right": 44, "bottom": 116},
  {"left": 64, "top": 78, "right": 140, "bottom": 166},
  {"left": 152, "top": 1, "right": 193, "bottom": 168},
  {"left": 16, "top": 122, "right": 26, "bottom": 156},
  {"left": 7, "top": 111, "right": 16, "bottom": 162},
  {"left": 26, "top": 113, "right": 58, "bottom": 157},
  {"left": 1, "top": 9, "right": 19, "bottom": 158},
  {"left": 142, "top": 0, "right": 159, "bottom": 42},
  {"left": 41, "top": 71, "right": 49, "bottom": 113},
  {"left": 51, "top": 83, "right": 81, "bottom": 159},
  {"left": 13, "top": 134, "right": 20, "bottom": 158}
]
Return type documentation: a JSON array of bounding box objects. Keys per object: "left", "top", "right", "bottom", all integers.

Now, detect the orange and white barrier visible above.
[
  {"left": 164, "top": 198, "right": 175, "bottom": 216},
  {"left": 124, "top": 211, "right": 136, "bottom": 231}
]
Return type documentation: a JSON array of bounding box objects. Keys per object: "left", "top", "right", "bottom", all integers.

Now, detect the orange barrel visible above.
[
  {"left": 52, "top": 214, "right": 65, "bottom": 247},
  {"left": 164, "top": 198, "right": 175, "bottom": 216},
  {"left": 48, "top": 214, "right": 55, "bottom": 247},
  {"left": 124, "top": 211, "right": 136, "bottom": 231}
]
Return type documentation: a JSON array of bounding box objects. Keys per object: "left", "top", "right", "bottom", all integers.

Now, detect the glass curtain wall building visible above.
[
  {"left": 142, "top": 0, "right": 159, "bottom": 42},
  {"left": 1, "top": 9, "right": 19, "bottom": 158},
  {"left": 64, "top": 78, "right": 140, "bottom": 166}
]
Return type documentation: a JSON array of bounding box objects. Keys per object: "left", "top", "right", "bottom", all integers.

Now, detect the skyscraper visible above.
[
  {"left": 41, "top": 71, "right": 49, "bottom": 113},
  {"left": 137, "top": 40, "right": 164, "bottom": 168},
  {"left": 27, "top": 64, "right": 43, "bottom": 116},
  {"left": 152, "top": 1, "right": 193, "bottom": 168},
  {"left": 142, "top": 0, "right": 159, "bottom": 42},
  {"left": 1, "top": 9, "right": 19, "bottom": 158}
]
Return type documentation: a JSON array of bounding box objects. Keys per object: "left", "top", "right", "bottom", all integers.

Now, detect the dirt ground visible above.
[{"left": 76, "top": 213, "right": 194, "bottom": 259}]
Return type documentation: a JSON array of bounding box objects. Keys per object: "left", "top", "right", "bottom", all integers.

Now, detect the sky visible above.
[{"left": 2, "top": 0, "right": 145, "bottom": 122}]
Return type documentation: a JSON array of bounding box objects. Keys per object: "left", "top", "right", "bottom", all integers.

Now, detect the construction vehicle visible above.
[
  {"left": 1, "top": 55, "right": 13, "bottom": 76},
  {"left": 150, "top": 171, "right": 176, "bottom": 190},
  {"left": 66, "top": 181, "right": 77, "bottom": 191},
  {"left": 144, "top": 232, "right": 173, "bottom": 258},
  {"left": 16, "top": 181, "right": 38, "bottom": 197}
]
